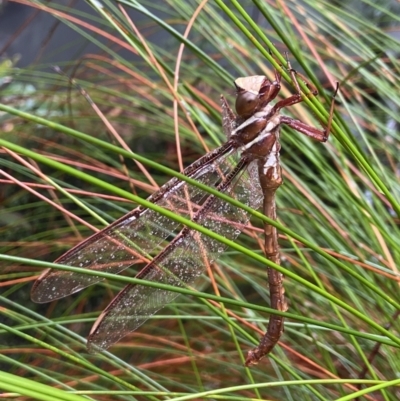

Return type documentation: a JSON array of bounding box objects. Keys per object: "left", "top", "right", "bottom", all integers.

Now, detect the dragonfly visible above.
[{"left": 31, "top": 59, "right": 337, "bottom": 366}]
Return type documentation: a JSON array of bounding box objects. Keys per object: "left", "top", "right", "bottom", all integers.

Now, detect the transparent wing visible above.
[
  {"left": 87, "top": 158, "right": 263, "bottom": 351},
  {"left": 221, "top": 95, "right": 237, "bottom": 139},
  {"left": 31, "top": 143, "right": 236, "bottom": 302}
]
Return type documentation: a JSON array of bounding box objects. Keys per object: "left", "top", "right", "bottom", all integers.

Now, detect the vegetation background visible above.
[{"left": 0, "top": 0, "right": 399, "bottom": 400}]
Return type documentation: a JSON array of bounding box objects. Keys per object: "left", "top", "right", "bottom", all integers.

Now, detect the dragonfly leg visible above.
[
  {"left": 280, "top": 81, "right": 338, "bottom": 142},
  {"left": 270, "top": 60, "right": 338, "bottom": 142}
]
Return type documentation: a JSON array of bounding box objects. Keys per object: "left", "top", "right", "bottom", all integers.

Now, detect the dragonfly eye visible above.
[
  {"left": 234, "top": 75, "right": 268, "bottom": 117},
  {"left": 235, "top": 89, "right": 259, "bottom": 116}
]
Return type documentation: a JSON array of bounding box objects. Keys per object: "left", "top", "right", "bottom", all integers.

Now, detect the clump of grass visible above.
[{"left": 0, "top": 1, "right": 399, "bottom": 400}]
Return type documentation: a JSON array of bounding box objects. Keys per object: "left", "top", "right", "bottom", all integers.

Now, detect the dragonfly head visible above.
[{"left": 234, "top": 75, "right": 272, "bottom": 117}]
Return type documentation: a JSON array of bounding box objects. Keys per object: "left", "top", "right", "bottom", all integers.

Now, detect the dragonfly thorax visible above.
[
  {"left": 231, "top": 73, "right": 282, "bottom": 160},
  {"left": 231, "top": 101, "right": 280, "bottom": 160}
]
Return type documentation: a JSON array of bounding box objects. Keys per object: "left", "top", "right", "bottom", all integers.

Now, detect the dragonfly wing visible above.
[
  {"left": 31, "top": 143, "right": 237, "bottom": 303},
  {"left": 87, "top": 158, "right": 263, "bottom": 351},
  {"left": 221, "top": 95, "right": 236, "bottom": 139}
]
